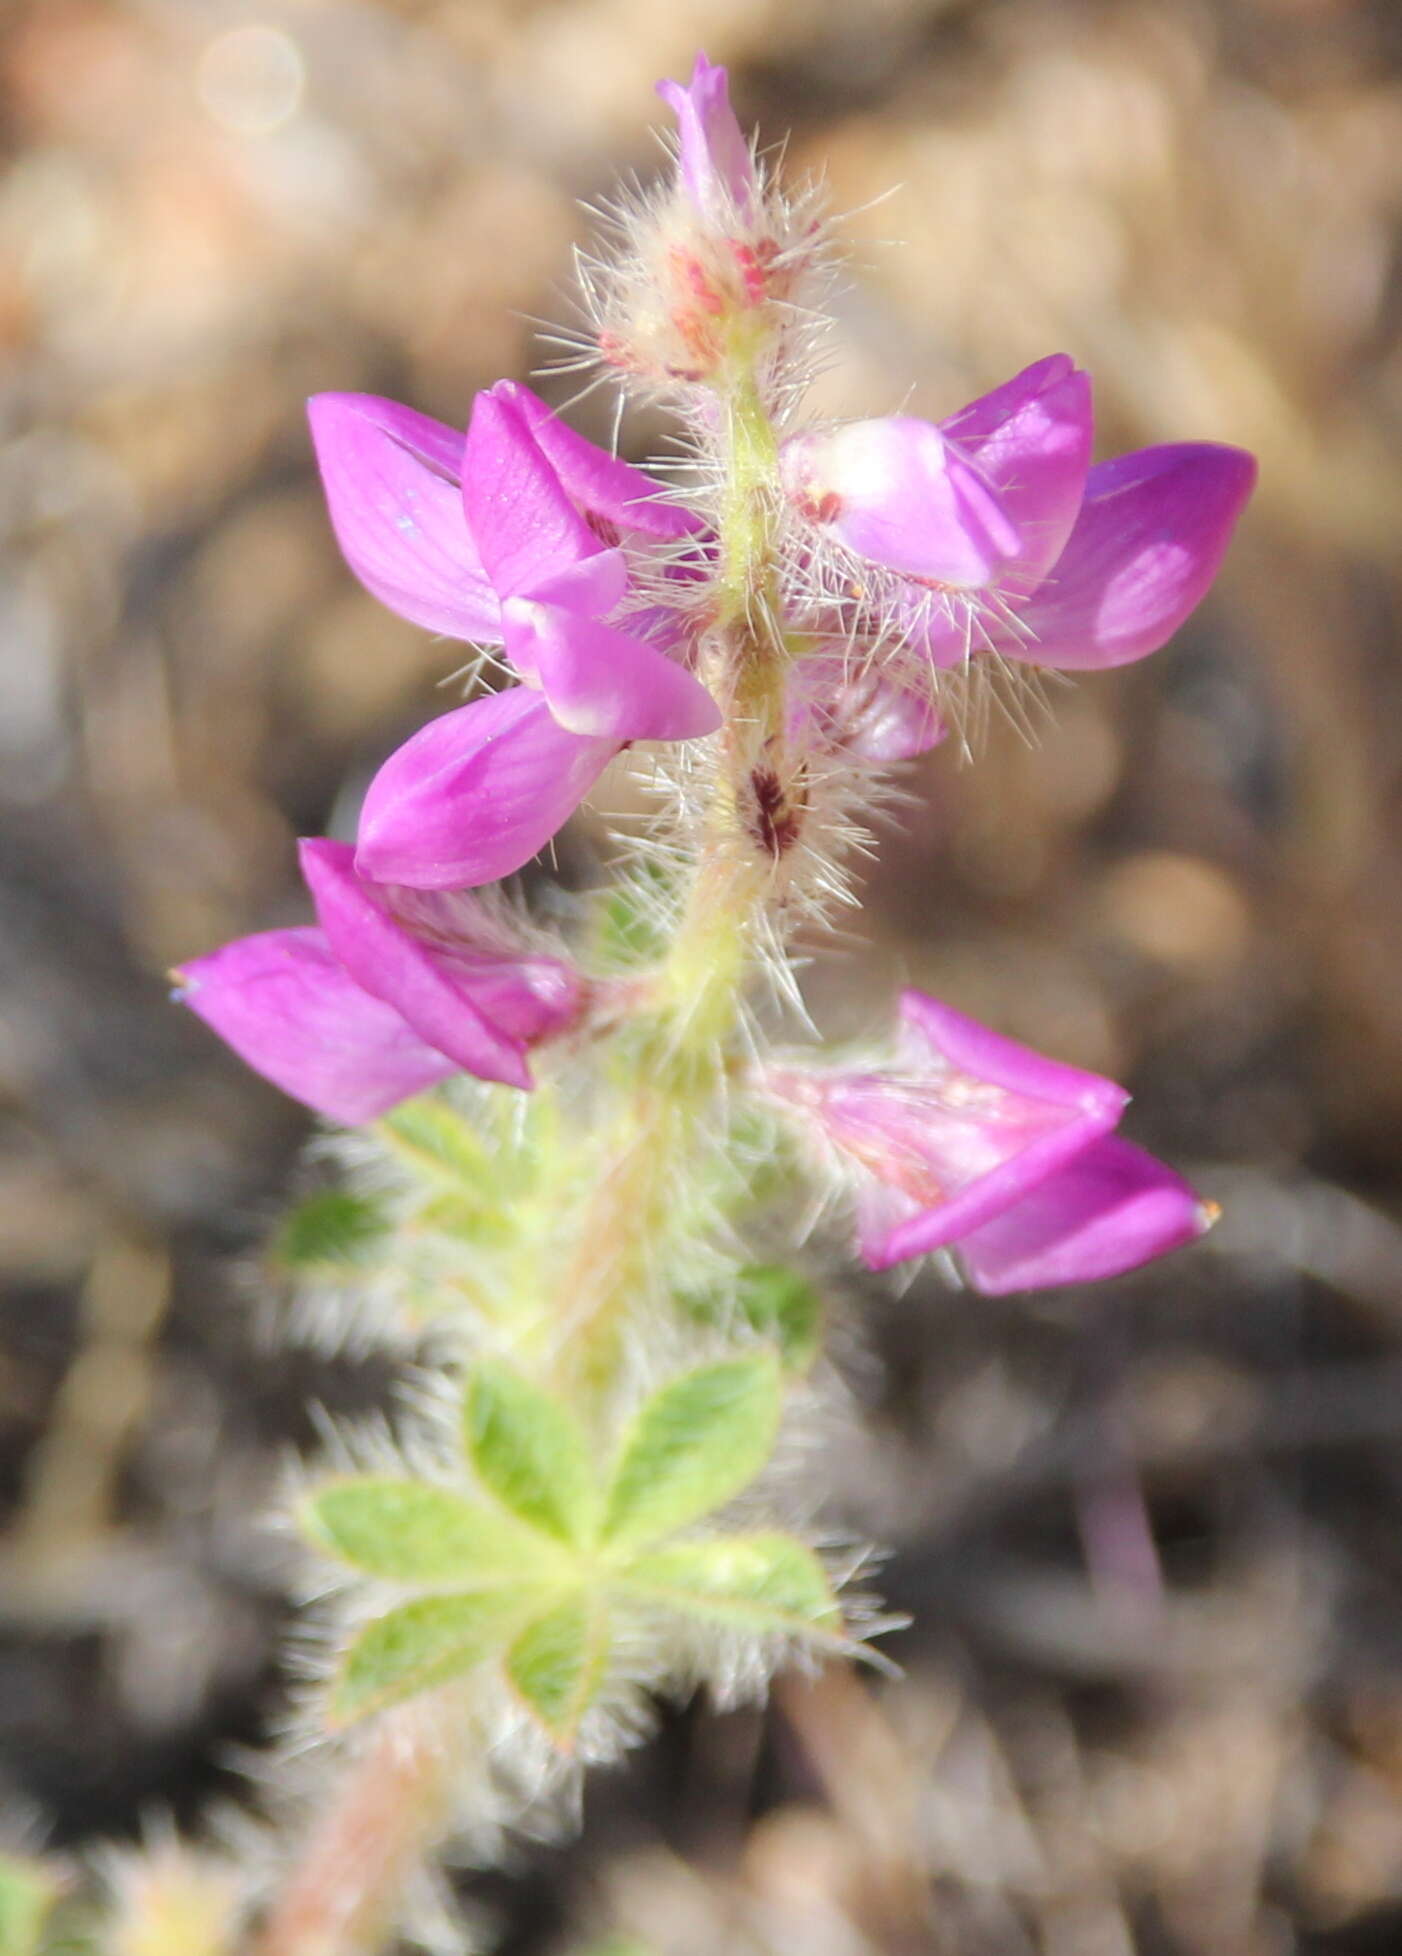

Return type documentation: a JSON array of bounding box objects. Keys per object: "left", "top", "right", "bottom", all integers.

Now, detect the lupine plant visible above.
[{"left": 9, "top": 54, "right": 1254, "bottom": 1956}]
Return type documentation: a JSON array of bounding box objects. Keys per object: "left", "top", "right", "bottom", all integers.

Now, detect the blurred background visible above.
[{"left": 2, "top": 0, "right": 1401, "bottom": 1950}]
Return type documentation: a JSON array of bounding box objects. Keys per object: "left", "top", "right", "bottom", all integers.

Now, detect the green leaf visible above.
[
  {"left": 378, "top": 1098, "right": 490, "bottom": 1186},
  {"left": 590, "top": 863, "right": 675, "bottom": 972},
  {"left": 622, "top": 1533, "right": 839, "bottom": 1635},
  {"left": 303, "top": 1477, "right": 560, "bottom": 1588},
  {"left": 0, "top": 1856, "right": 59, "bottom": 1956},
  {"left": 505, "top": 1591, "right": 610, "bottom": 1745},
  {"left": 726, "top": 1265, "right": 824, "bottom": 1372},
  {"left": 674, "top": 1265, "right": 823, "bottom": 1372},
  {"left": 273, "top": 1186, "right": 389, "bottom": 1274},
  {"left": 601, "top": 1357, "right": 782, "bottom": 1553},
  {"left": 416, "top": 1190, "right": 513, "bottom": 1248},
  {"left": 331, "top": 1593, "right": 522, "bottom": 1725},
  {"left": 465, "top": 1363, "right": 595, "bottom": 1545}
]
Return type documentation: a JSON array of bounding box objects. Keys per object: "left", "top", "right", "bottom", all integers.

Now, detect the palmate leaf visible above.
[
  {"left": 330, "top": 1592, "right": 527, "bottom": 1725},
  {"left": 601, "top": 1356, "right": 781, "bottom": 1553},
  {"left": 505, "top": 1591, "right": 611, "bottom": 1745},
  {"left": 303, "top": 1477, "right": 561, "bottom": 1588},
  {"left": 621, "top": 1532, "right": 840, "bottom": 1636},
  {"left": 464, "top": 1362, "right": 597, "bottom": 1545}
]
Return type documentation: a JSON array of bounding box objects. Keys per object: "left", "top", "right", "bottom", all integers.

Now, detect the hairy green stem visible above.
[{"left": 543, "top": 362, "right": 797, "bottom": 1391}]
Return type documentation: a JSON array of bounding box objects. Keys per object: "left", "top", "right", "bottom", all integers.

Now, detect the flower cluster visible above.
[
  {"left": 176, "top": 52, "right": 1252, "bottom": 1298},
  {"left": 149, "top": 53, "right": 1268, "bottom": 1952}
]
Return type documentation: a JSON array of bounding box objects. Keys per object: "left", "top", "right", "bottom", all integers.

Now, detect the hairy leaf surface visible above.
[
  {"left": 465, "top": 1362, "right": 596, "bottom": 1544},
  {"left": 602, "top": 1356, "right": 781, "bottom": 1552},
  {"left": 304, "top": 1477, "right": 558, "bottom": 1587}
]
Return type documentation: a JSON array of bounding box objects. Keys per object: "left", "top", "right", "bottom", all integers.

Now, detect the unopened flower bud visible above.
[{"left": 656, "top": 53, "right": 758, "bottom": 225}]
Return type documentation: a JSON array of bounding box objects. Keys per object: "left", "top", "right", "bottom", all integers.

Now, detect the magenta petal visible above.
[
  {"left": 527, "top": 549, "right": 630, "bottom": 620},
  {"left": 495, "top": 381, "right": 702, "bottom": 541},
  {"left": 780, "top": 418, "right": 1023, "bottom": 589},
  {"left": 898, "top": 992, "right": 1128, "bottom": 1121},
  {"left": 1003, "top": 443, "right": 1257, "bottom": 669},
  {"left": 306, "top": 394, "right": 500, "bottom": 641},
  {"left": 956, "top": 1137, "right": 1210, "bottom": 1293},
  {"left": 462, "top": 388, "right": 604, "bottom": 602},
  {"left": 857, "top": 1076, "right": 1125, "bottom": 1267},
  {"left": 299, "top": 840, "right": 534, "bottom": 1090},
  {"left": 656, "top": 53, "right": 757, "bottom": 221},
  {"left": 175, "top": 928, "right": 455, "bottom": 1124},
  {"left": 389, "top": 887, "right": 583, "bottom": 1044},
  {"left": 845, "top": 684, "right": 944, "bottom": 762},
  {"left": 500, "top": 599, "right": 722, "bottom": 741},
  {"left": 354, "top": 687, "right": 619, "bottom": 890},
  {"left": 940, "top": 356, "right": 1093, "bottom": 590},
  {"left": 937, "top": 354, "right": 1078, "bottom": 447}
]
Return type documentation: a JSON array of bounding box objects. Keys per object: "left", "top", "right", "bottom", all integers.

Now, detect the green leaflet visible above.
[
  {"left": 601, "top": 1356, "right": 781, "bottom": 1553},
  {"left": 735, "top": 1265, "right": 823, "bottom": 1372},
  {"left": 678, "top": 1263, "right": 824, "bottom": 1372},
  {"left": 505, "top": 1592, "right": 610, "bottom": 1745},
  {"left": 378, "top": 1098, "right": 491, "bottom": 1187},
  {"left": 302, "top": 1477, "right": 558, "bottom": 1588},
  {"left": 274, "top": 1186, "right": 389, "bottom": 1274},
  {"left": 415, "top": 1190, "right": 514, "bottom": 1249},
  {"left": 465, "top": 1363, "right": 596, "bottom": 1545},
  {"left": 589, "top": 862, "right": 677, "bottom": 972},
  {"left": 622, "top": 1532, "right": 839, "bottom": 1635},
  {"left": 330, "top": 1593, "right": 524, "bottom": 1725},
  {"left": 0, "top": 1856, "right": 58, "bottom": 1956}
]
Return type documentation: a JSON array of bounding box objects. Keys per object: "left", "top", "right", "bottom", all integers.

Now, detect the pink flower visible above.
[
  {"left": 309, "top": 381, "right": 720, "bottom": 890},
  {"left": 174, "top": 840, "right": 584, "bottom": 1120},
  {"left": 779, "top": 355, "right": 1255, "bottom": 672},
  {"left": 309, "top": 380, "right": 715, "bottom": 736},
  {"left": 307, "top": 380, "right": 697, "bottom": 636},
  {"left": 656, "top": 53, "right": 758, "bottom": 223},
  {"left": 760, "top": 990, "right": 1210, "bottom": 1293}
]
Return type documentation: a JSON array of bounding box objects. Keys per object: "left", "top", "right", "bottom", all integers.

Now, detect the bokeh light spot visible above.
[{"left": 196, "top": 24, "right": 304, "bottom": 137}]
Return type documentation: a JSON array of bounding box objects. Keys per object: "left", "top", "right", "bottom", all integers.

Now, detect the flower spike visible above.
[{"left": 164, "top": 60, "right": 1255, "bottom": 1875}]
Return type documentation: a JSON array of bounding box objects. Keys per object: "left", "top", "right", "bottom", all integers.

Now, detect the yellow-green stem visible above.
[{"left": 545, "top": 355, "right": 797, "bottom": 1390}]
